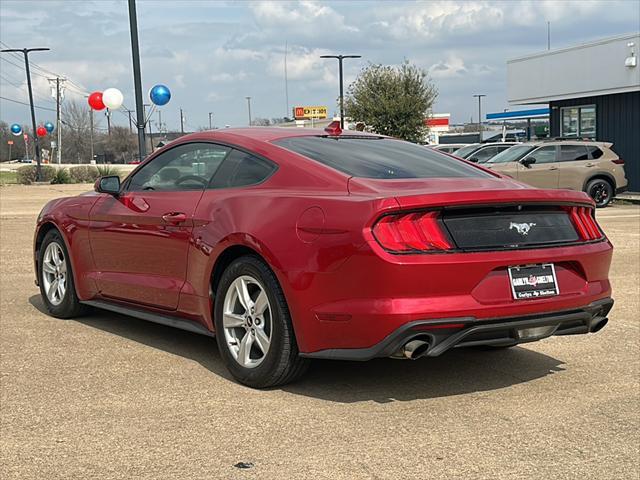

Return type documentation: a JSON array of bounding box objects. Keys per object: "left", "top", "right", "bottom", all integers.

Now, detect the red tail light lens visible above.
[
  {"left": 612, "top": 159, "right": 624, "bottom": 165},
  {"left": 373, "top": 211, "right": 453, "bottom": 253},
  {"left": 568, "top": 206, "right": 603, "bottom": 241}
]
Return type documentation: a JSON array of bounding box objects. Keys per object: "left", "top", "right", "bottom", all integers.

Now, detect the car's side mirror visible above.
[
  {"left": 521, "top": 157, "right": 536, "bottom": 168},
  {"left": 95, "top": 175, "right": 121, "bottom": 196}
]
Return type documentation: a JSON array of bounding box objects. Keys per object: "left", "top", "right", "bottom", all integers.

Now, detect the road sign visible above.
[
  {"left": 7, "top": 140, "right": 13, "bottom": 145},
  {"left": 294, "top": 106, "right": 328, "bottom": 120}
]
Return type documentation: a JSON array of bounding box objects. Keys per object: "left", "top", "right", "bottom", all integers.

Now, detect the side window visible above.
[
  {"left": 473, "top": 147, "right": 497, "bottom": 161},
  {"left": 560, "top": 145, "right": 590, "bottom": 162},
  {"left": 527, "top": 146, "right": 557, "bottom": 164},
  {"left": 587, "top": 146, "right": 604, "bottom": 159},
  {"left": 128, "top": 143, "right": 230, "bottom": 192},
  {"left": 210, "top": 149, "right": 276, "bottom": 189}
]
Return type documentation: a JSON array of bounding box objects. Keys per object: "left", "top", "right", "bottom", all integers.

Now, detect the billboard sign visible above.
[{"left": 294, "top": 106, "right": 328, "bottom": 120}]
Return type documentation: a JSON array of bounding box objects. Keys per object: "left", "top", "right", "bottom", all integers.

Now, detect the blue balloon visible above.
[
  {"left": 10, "top": 123, "right": 22, "bottom": 136},
  {"left": 44, "top": 121, "right": 55, "bottom": 133},
  {"left": 149, "top": 84, "right": 171, "bottom": 106}
]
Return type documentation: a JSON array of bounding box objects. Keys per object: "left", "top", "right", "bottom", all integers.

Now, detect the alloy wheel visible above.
[
  {"left": 42, "top": 242, "right": 67, "bottom": 306},
  {"left": 222, "top": 275, "right": 272, "bottom": 368},
  {"left": 589, "top": 181, "right": 610, "bottom": 207}
]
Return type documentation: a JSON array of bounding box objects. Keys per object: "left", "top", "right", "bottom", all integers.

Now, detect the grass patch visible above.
[{"left": 0, "top": 171, "right": 17, "bottom": 184}]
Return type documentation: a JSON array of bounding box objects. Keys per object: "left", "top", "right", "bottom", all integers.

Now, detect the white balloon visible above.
[{"left": 102, "top": 88, "right": 124, "bottom": 110}]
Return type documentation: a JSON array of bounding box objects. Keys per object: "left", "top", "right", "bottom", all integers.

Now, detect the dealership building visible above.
[{"left": 507, "top": 33, "right": 640, "bottom": 192}]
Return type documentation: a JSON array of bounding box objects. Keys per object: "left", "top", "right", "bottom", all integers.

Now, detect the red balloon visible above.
[
  {"left": 36, "top": 126, "right": 47, "bottom": 137},
  {"left": 88, "top": 91, "right": 105, "bottom": 110}
]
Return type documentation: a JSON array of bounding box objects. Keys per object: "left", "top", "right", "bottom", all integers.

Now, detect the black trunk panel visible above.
[{"left": 442, "top": 206, "right": 579, "bottom": 250}]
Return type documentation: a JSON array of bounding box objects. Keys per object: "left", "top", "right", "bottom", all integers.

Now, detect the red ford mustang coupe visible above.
[{"left": 34, "top": 126, "right": 613, "bottom": 388}]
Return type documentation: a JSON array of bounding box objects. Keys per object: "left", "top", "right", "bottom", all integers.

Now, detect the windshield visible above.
[
  {"left": 452, "top": 144, "right": 480, "bottom": 158},
  {"left": 273, "top": 137, "right": 492, "bottom": 179},
  {"left": 486, "top": 145, "right": 535, "bottom": 164}
]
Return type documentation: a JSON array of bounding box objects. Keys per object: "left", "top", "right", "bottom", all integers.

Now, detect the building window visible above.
[{"left": 561, "top": 105, "right": 596, "bottom": 138}]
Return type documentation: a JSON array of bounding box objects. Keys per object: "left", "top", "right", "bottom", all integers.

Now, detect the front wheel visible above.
[
  {"left": 37, "top": 229, "right": 87, "bottom": 318},
  {"left": 214, "top": 256, "right": 309, "bottom": 388},
  {"left": 586, "top": 178, "right": 613, "bottom": 208}
]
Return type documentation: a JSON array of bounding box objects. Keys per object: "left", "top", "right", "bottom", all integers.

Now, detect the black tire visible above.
[
  {"left": 213, "top": 255, "right": 309, "bottom": 388},
  {"left": 586, "top": 178, "right": 614, "bottom": 208},
  {"left": 37, "top": 229, "right": 87, "bottom": 318}
]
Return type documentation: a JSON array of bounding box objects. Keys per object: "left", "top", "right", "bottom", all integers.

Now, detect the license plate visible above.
[{"left": 508, "top": 263, "right": 559, "bottom": 300}]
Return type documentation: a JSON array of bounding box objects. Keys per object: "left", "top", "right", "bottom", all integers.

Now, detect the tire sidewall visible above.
[
  {"left": 213, "top": 257, "right": 290, "bottom": 386},
  {"left": 38, "top": 229, "right": 77, "bottom": 316},
  {"left": 587, "top": 179, "right": 613, "bottom": 208}
]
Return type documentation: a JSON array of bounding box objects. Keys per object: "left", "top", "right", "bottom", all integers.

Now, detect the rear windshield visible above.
[
  {"left": 273, "top": 137, "right": 491, "bottom": 179},
  {"left": 486, "top": 145, "right": 535, "bottom": 164}
]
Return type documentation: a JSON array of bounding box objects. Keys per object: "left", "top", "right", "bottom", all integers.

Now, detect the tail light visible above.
[
  {"left": 568, "top": 206, "right": 604, "bottom": 241},
  {"left": 612, "top": 158, "right": 624, "bottom": 165},
  {"left": 372, "top": 211, "right": 453, "bottom": 253}
]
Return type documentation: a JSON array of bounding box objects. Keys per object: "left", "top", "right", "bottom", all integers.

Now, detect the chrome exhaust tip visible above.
[
  {"left": 403, "top": 339, "right": 430, "bottom": 360},
  {"left": 590, "top": 317, "right": 609, "bottom": 333}
]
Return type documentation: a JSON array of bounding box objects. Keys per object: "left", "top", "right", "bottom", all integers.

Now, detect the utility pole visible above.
[
  {"left": 128, "top": 0, "right": 146, "bottom": 161},
  {"left": 547, "top": 21, "right": 551, "bottom": 50},
  {"left": 320, "top": 54, "right": 362, "bottom": 129},
  {"left": 157, "top": 110, "right": 163, "bottom": 135},
  {"left": 180, "top": 107, "right": 185, "bottom": 134},
  {"left": 124, "top": 108, "right": 134, "bottom": 133},
  {"left": 473, "top": 94, "right": 486, "bottom": 140},
  {"left": 1, "top": 47, "right": 50, "bottom": 180},
  {"left": 49, "top": 76, "right": 65, "bottom": 164},
  {"left": 89, "top": 108, "right": 94, "bottom": 164},
  {"left": 245, "top": 97, "right": 252, "bottom": 126},
  {"left": 284, "top": 41, "right": 289, "bottom": 118},
  {"left": 208, "top": 112, "right": 213, "bottom": 130},
  {"left": 105, "top": 108, "right": 111, "bottom": 136},
  {"left": 145, "top": 104, "right": 154, "bottom": 152}
]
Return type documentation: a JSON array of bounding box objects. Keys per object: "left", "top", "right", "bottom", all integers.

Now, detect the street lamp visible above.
[
  {"left": 1, "top": 47, "right": 50, "bottom": 180},
  {"left": 320, "top": 54, "right": 361, "bottom": 129},
  {"left": 245, "top": 97, "right": 252, "bottom": 126},
  {"left": 473, "top": 94, "right": 486, "bottom": 140},
  {"left": 208, "top": 112, "right": 213, "bottom": 130}
]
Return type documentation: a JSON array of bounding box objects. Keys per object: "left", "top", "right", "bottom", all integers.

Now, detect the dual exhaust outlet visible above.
[{"left": 401, "top": 339, "right": 431, "bottom": 360}]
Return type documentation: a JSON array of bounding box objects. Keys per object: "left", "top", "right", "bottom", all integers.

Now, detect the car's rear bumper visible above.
[{"left": 300, "top": 298, "right": 613, "bottom": 360}]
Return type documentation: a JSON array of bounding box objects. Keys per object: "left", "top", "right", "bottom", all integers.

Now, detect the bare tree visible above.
[{"left": 61, "top": 100, "right": 102, "bottom": 163}]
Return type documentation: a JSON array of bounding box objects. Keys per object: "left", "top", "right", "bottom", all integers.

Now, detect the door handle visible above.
[
  {"left": 548, "top": 166, "right": 558, "bottom": 171},
  {"left": 162, "top": 212, "right": 187, "bottom": 224},
  {"left": 585, "top": 163, "right": 595, "bottom": 167}
]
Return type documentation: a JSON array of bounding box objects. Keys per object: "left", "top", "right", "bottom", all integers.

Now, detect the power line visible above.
[{"left": 0, "top": 95, "right": 57, "bottom": 112}]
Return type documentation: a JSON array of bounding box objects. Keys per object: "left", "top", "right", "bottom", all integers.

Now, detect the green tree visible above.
[{"left": 344, "top": 61, "right": 438, "bottom": 143}]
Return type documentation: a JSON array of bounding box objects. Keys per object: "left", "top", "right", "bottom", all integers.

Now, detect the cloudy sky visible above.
[{"left": 1, "top": 0, "right": 638, "bottom": 131}]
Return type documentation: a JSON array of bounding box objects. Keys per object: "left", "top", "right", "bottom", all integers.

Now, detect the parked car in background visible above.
[
  {"left": 454, "top": 142, "right": 519, "bottom": 163},
  {"left": 484, "top": 139, "right": 627, "bottom": 207},
  {"left": 432, "top": 143, "right": 467, "bottom": 154},
  {"left": 20, "top": 157, "right": 33, "bottom": 164}
]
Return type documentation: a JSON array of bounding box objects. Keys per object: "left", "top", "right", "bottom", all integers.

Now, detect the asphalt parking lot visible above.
[{"left": 1, "top": 184, "right": 638, "bottom": 480}]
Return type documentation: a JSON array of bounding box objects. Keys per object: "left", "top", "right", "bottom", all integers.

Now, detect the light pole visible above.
[
  {"left": 245, "top": 97, "right": 252, "bottom": 126},
  {"left": 473, "top": 94, "right": 486, "bottom": 141},
  {"left": 208, "top": 112, "right": 213, "bottom": 130},
  {"left": 320, "top": 54, "right": 361, "bottom": 129},
  {"left": 128, "top": 0, "right": 146, "bottom": 161},
  {"left": 1, "top": 47, "right": 50, "bottom": 180}
]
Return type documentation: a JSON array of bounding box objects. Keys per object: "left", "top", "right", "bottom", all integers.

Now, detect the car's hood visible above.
[{"left": 347, "top": 177, "right": 594, "bottom": 208}]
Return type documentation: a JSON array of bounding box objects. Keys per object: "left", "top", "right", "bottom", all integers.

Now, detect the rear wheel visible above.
[
  {"left": 214, "top": 255, "right": 309, "bottom": 388},
  {"left": 586, "top": 178, "right": 613, "bottom": 208},
  {"left": 38, "top": 229, "right": 87, "bottom": 318}
]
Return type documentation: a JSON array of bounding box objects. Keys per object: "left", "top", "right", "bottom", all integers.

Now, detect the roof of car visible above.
[
  {"left": 176, "top": 127, "right": 384, "bottom": 144},
  {"left": 521, "top": 138, "right": 612, "bottom": 147}
]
